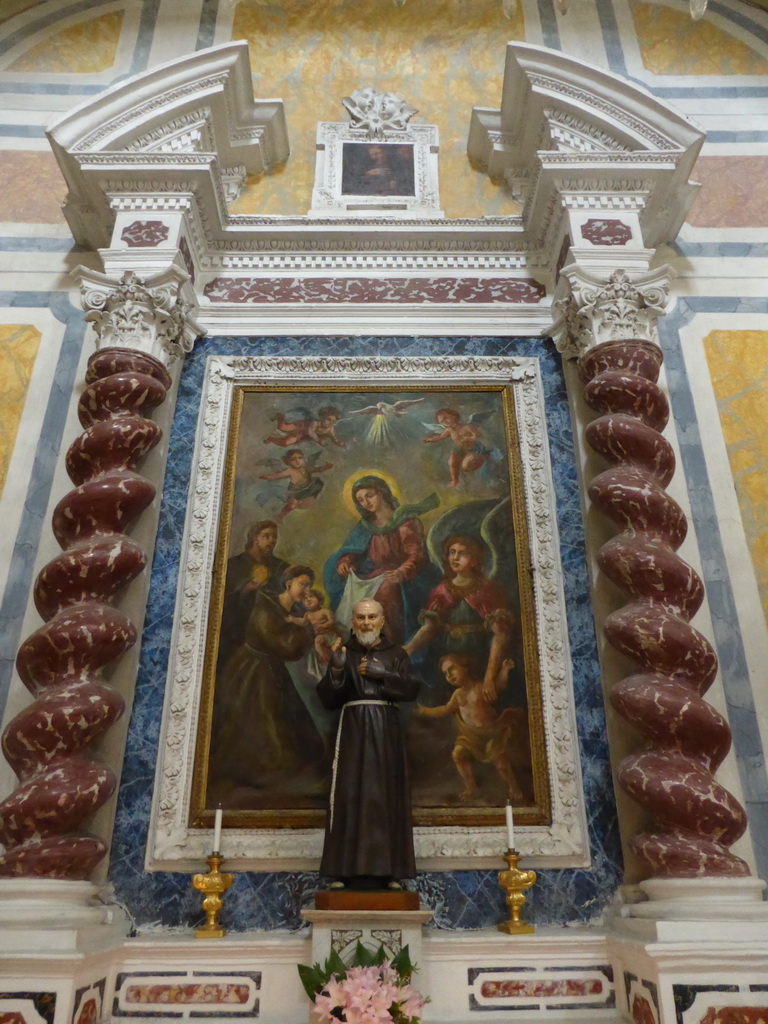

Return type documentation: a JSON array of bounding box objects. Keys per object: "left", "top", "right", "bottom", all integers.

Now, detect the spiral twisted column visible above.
[
  {"left": 555, "top": 268, "right": 749, "bottom": 880},
  {"left": 0, "top": 268, "right": 199, "bottom": 883},
  {"left": 0, "top": 349, "right": 171, "bottom": 877}
]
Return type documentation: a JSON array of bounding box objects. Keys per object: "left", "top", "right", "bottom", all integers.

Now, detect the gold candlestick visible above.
[
  {"left": 498, "top": 848, "right": 536, "bottom": 935},
  {"left": 192, "top": 853, "right": 234, "bottom": 938}
]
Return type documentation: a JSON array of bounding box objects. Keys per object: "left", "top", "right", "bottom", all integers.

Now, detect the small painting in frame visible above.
[{"left": 340, "top": 142, "right": 416, "bottom": 196}]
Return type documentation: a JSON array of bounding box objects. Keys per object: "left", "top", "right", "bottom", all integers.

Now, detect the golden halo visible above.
[{"left": 342, "top": 469, "right": 402, "bottom": 518}]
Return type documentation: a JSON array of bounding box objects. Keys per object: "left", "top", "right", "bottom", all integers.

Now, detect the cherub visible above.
[
  {"left": 303, "top": 588, "right": 342, "bottom": 664},
  {"left": 415, "top": 653, "right": 525, "bottom": 803},
  {"left": 313, "top": 406, "right": 347, "bottom": 447},
  {"left": 422, "top": 407, "right": 495, "bottom": 487},
  {"left": 258, "top": 449, "right": 333, "bottom": 523},
  {"left": 263, "top": 406, "right": 347, "bottom": 448}
]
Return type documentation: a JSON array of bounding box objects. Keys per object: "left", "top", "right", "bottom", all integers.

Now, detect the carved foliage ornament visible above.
[
  {"left": 342, "top": 87, "right": 418, "bottom": 139},
  {"left": 79, "top": 270, "right": 204, "bottom": 364},
  {"left": 552, "top": 268, "right": 672, "bottom": 359}
]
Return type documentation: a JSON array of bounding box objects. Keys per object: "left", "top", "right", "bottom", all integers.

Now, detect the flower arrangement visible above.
[{"left": 298, "top": 942, "right": 428, "bottom": 1024}]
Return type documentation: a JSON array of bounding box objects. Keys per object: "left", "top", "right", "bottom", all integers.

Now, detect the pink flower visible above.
[
  {"left": 311, "top": 993, "right": 336, "bottom": 1023},
  {"left": 309, "top": 961, "right": 425, "bottom": 1024},
  {"left": 324, "top": 976, "right": 346, "bottom": 1007},
  {"left": 399, "top": 986, "right": 425, "bottom": 1020}
]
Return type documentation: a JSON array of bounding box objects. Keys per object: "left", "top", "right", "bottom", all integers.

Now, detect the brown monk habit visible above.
[{"left": 317, "top": 633, "right": 422, "bottom": 884}]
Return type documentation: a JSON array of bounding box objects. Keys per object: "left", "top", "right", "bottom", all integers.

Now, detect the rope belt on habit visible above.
[
  {"left": 329, "top": 700, "right": 395, "bottom": 831},
  {"left": 343, "top": 699, "right": 395, "bottom": 708}
]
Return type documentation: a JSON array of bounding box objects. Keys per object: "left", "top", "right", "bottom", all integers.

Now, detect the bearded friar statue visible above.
[{"left": 316, "top": 598, "right": 422, "bottom": 891}]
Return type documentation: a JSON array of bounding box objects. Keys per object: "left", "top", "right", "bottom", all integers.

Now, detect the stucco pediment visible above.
[
  {"left": 468, "top": 43, "right": 704, "bottom": 248},
  {"left": 47, "top": 42, "right": 288, "bottom": 247}
]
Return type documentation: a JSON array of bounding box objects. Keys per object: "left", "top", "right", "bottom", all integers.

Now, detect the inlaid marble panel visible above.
[
  {"left": 7, "top": 10, "right": 123, "bottom": 73},
  {"left": 0, "top": 153, "right": 68, "bottom": 225},
  {"left": 72, "top": 979, "right": 105, "bottom": 1024},
  {"left": 702, "top": 330, "right": 768, "bottom": 630},
  {"left": 0, "top": 325, "right": 41, "bottom": 495},
  {"left": 202, "top": 276, "right": 545, "bottom": 304},
  {"left": 688, "top": 159, "right": 768, "bottom": 230},
  {"left": 112, "top": 971, "right": 260, "bottom": 1019},
  {"left": 469, "top": 964, "right": 614, "bottom": 1012},
  {"left": 0, "top": 994, "right": 55, "bottom": 1024},
  {"left": 629, "top": 1, "right": 768, "bottom": 76}
]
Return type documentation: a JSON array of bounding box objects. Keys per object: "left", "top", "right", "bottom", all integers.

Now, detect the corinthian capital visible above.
[
  {"left": 75, "top": 267, "right": 204, "bottom": 366},
  {"left": 551, "top": 266, "right": 674, "bottom": 360}
]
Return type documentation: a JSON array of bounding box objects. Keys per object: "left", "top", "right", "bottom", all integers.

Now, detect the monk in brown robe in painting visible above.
[{"left": 317, "top": 599, "right": 422, "bottom": 890}]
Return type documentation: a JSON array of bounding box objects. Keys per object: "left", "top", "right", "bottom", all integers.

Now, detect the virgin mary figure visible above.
[{"left": 323, "top": 474, "right": 440, "bottom": 645}]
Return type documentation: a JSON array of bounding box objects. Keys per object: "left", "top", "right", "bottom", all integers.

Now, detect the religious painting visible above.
[
  {"left": 191, "top": 377, "right": 550, "bottom": 833},
  {"left": 340, "top": 141, "right": 415, "bottom": 196}
]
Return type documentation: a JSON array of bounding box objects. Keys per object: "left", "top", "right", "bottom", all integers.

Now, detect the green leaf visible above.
[
  {"left": 326, "top": 948, "right": 347, "bottom": 978},
  {"left": 353, "top": 941, "right": 375, "bottom": 967},
  {"left": 391, "top": 944, "right": 415, "bottom": 980},
  {"left": 297, "top": 963, "right": 326, "bottom": 1000},
  {"left": 373, "top": 943, "right": 387, "bottom": 966}
]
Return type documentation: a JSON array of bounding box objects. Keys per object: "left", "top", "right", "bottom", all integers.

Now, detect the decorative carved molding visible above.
[
  {"left": 469, "top": 44, "right": 703, "bottom": 253},
  {"left": 545, "top": 109, "right": 629, "bottom": 154},
  {"left": 342, "top": 88, "right": 418, "bottom": 139},
  {"left": 77, "top": 268, "right": 204, "bottom": 366},
  {"left": 551, "top": 268, "right": 672, "bottom": 359},
  {"left": 148, "top": 356, "right": 589, "bottom": 870}
]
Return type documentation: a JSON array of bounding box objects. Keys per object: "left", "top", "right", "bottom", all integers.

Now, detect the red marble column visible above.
[
  {"left": 579, "top": 337, "right": 749, "bottom": 878},
  {"left": 0, "top": 349, "right": 171, "bottom": 879}
]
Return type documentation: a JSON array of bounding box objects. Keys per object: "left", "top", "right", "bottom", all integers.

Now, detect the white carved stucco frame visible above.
[
  {"left": 147, "top": 356, "right": 590, "bottom": 871},
  {"left": 309, "top": 121, "right": 442, "bottom": 218}
]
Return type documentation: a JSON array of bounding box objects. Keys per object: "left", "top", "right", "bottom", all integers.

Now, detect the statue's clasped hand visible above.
[{"left": 360, "top": 656, "right": 386, "bottom": 679}]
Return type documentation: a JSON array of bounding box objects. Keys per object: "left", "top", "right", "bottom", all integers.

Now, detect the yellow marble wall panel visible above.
[
  {"left": 0, "top": 3, "right": 39, "bottom": 27},
  {"left": 0, "top": 151, "right": 68, "bottom": 224},
  {"left": 8, "top": 10, "right": 123, "bottom": 73},
  {"left": 0, "top": 325, "right": 42, "bottom": 497},
  {"left": 703, "top": 330, "right": 768, "bottom": 628},
  {"left": 229, "top": 0, "right": 524, "bottom": 217},
  {"left": 688, "top": 157, "right": 768, "bottom": 228},
  {"left": 630, "top": 1, "right": 768, "bottom": 75}
]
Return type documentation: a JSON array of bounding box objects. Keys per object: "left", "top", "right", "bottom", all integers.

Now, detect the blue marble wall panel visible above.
[{"left": 108, "top": 334, "right": 622, "bottom": 932}]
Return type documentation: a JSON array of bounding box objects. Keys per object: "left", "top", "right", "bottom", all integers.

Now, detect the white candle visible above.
[
  {"left": 505, "top": 801, "right": 515, "bottom": 850},
  {"left": 213, "top": 806, "right": 223, "bottom": 853}
]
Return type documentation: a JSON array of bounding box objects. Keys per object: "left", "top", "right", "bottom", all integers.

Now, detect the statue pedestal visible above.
[
  {"left": 314, "top": 888, "right": 420, "bottom": 912},
  {"left": 302, "top": 904, "right": 432, "bottom": 969}
]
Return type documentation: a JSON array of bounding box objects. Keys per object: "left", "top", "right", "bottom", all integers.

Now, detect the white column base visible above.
[
  {"left": 0, "top": 878, "right": 130, "bottom": 953},
  {"left": 624, "top": 876, "right": 768, "bottom": 925}
]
